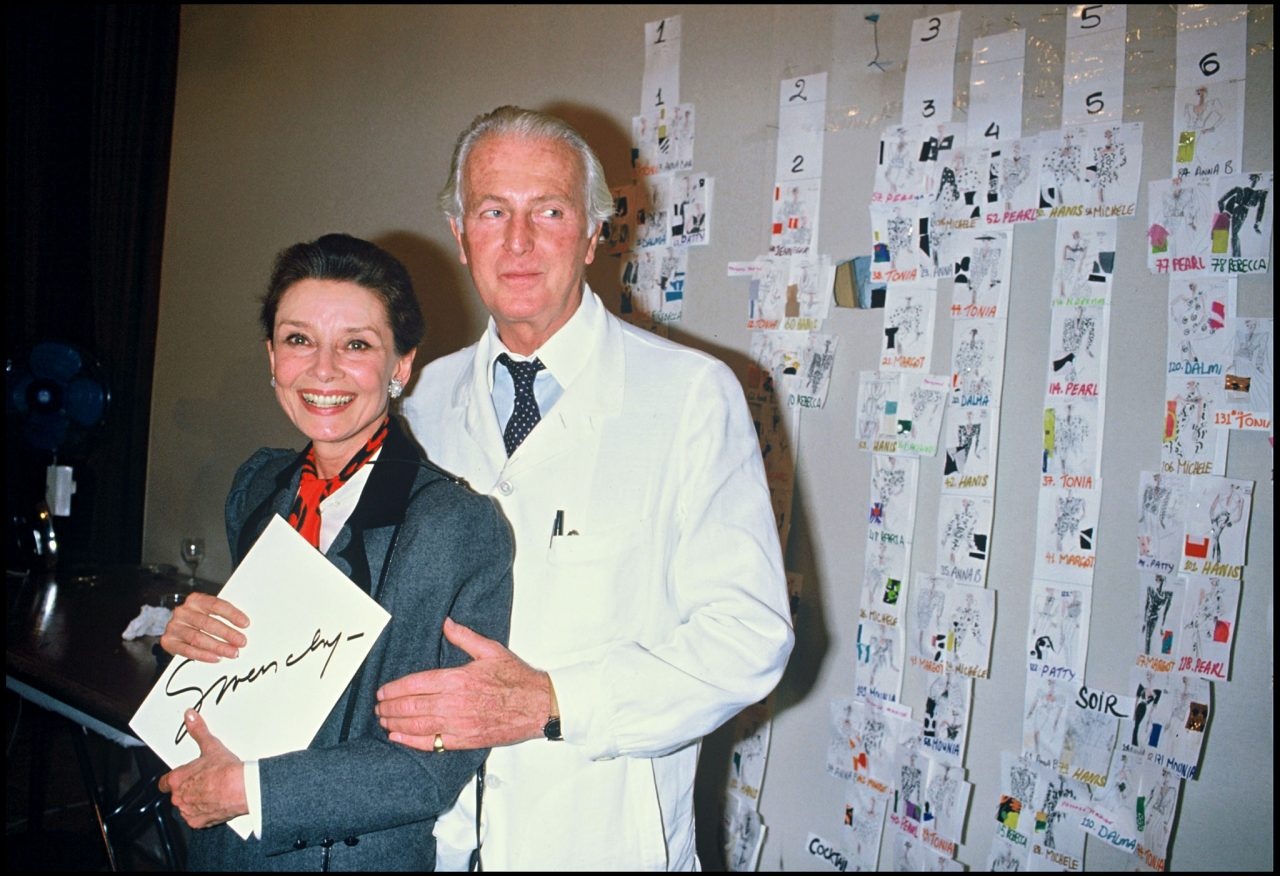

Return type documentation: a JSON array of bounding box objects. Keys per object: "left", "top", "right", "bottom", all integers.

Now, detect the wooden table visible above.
[{"left": 7, "top": 564, "right": 218, "bottom": 870}]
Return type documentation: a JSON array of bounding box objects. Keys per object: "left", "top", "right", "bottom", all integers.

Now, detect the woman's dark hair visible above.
[{"left": 261, "top": 233, "right": 423, "bottom": 355}]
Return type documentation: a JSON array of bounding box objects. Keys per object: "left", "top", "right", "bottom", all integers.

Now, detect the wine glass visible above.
[{"left": 180, "top": 536, "right": 206, "bottom": 585}]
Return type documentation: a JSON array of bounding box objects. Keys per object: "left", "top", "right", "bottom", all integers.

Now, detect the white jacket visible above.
[{"left": 401, "top": 288, "right": 794, "bottom": 870}]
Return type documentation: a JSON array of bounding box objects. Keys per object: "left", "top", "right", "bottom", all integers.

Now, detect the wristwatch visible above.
[{"left": 544, "top": 675, "right": 563, "bottom": 741}]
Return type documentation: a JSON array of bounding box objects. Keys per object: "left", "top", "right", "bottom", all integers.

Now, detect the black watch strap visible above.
[{"left": 543, "top": 715, "right": 563, "bottom": 741}]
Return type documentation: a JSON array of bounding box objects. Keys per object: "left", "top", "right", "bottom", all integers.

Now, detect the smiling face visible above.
[
  {"left": 450, "top": 133, "right": 600, "bottom": 355},
  {"left": 267, "top": 278, "right": 414, "bottom": 476}
]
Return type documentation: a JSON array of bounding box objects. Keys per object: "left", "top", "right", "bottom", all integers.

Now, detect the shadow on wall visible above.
[
  {"left": 375, "top": 231, "right": 482, "bottom": 376},
  {"left": 531, "top": 100, "right": 834, "bottom": 873}
]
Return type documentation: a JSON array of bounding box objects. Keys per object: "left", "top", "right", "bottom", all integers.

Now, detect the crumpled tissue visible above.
[{"left": 122, "top": 604, "right": 173, "bottom": 640}]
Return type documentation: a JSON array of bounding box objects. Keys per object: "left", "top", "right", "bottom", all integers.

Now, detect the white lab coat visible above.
[{"left": 401, "top": 288, "right": 794, "bottom": 870}]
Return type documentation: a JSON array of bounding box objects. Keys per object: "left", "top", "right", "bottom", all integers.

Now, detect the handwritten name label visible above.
[
  {"left": 910, "top": 656, "right": 946, "bottom": 673},
  {"left": 1072, "top": 768, "right": 1108, "bottom": 787},
  {"left": 1043, "top": 474, "right": 1094, "bottom": 490},
  {"left": 805, "top": 834, "right": 849, "bottom": 872},
  {"left": 1135, "top": 654, "right": 1175, "bottom": 672},
  {"left": 951, "top": 304, "right": 999, "bottom": 319},
  {"left": 922, "top": 827, "right": 956, "bottom": 856},
  {"left": 1048, "top": 381, "right": 1099, "bottom": 397},
  {"left": 1177, "top": 656, "right": 1227, "bottom": 678},
  {"left": 922, "top": 736, "right": 961, "bottom": 757},
  {"left": 1029, "top": 662, "right": 1075, "bottom": 681},
  {"left": 1165, "top": 755, "right": 1199, "bottom": 780},
  {"left": 1182, "top": 559, "right": 1243, "bottom": 579},
  {"left": 1138, "top": 844, "right": 1166, "bottom": 871},
  {"left": 1043, "top": 552, "right": 1095, "bottom": 568},
  {"left": 1074, "top": 685, "right": 1130, "bottom": 717},
  {"left": 1172, "top": 361, "right": 1223, "bottom": 376},
  {"left": 1154, "top": 256, "right": 1208, "bottom": 273},
  {"left": 1213, "top": 409, "right": 1272, "bottom": 430},
  {"left": 939, "top": 564, "right": 984, "bottom": 583},
  {"left": 1210, "top": 257, "right": 1268, "bottom": 274},
  {"left": 945, "top": 474, "right": 990, "bottom": 490},
  {"left": 987, "top": 208, "right": 1039, "bottom": 224},
  {"left": 881, "top": 355, "right": 926, "bottom": 370},
  {"left": 997, "top": 823, "right": 1028, "bottom": 845},
  {"left": 1162, "top": 459, "right": 1216, "bottom": 475}
]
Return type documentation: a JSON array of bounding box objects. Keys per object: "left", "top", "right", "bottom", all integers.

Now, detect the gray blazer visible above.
[{"left": 185, "top": 416, "right": 513, "bottom": 871}]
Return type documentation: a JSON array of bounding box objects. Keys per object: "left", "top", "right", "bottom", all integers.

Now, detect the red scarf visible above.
[{"left": 288, "top": 417, "right": 390, "bottom": 548}]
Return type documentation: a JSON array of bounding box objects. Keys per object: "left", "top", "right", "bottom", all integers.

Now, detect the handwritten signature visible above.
[{"left": 164, "top": 628, "right": 365, "bottom": 745}]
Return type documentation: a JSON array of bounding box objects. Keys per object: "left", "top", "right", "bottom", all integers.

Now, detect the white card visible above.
[{"left": 130, "top": 514, "right": 391, "bottom": 836}]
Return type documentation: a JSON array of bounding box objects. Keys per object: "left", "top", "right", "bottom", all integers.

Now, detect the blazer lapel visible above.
[
  {"left": 235, "top": 454, "right": 303, "bottom": 564},
  {"left": 450, "top": 343, "right": 508, "bottom": 483},
  {"left": 333, "top": 417, "right": 417, "bottom": 595}
]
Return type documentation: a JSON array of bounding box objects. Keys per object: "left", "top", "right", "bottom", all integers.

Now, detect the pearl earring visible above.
[
  {"left": 388, "top": 377, "right": 404, "bottom": 399},
  {"left": 270, "top": 376, "right": 277, "bottom": 388}
]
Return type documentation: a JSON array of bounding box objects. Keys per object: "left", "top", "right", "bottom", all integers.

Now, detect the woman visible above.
[{"left": 157, "top": 233, "right": 513, "bottom": 870}]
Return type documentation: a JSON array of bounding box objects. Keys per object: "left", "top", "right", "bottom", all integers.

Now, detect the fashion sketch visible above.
[
  {"left": 1137, "top": 572, "right": 1183, "bottom": 659},
  {"left": 1223, "top": 316, "right": 1273, "bottom": 417},
  {"left": 1049, "top": 305, "right": 1103, "bottom": 388},
  {"left": 1176, "top": 574, "right": 1240, "bottom": 678},
  {"left": 1173, "top": 79, "right": 1242, "bottom": 178},
  {"left": 1023, "top": 676, "right": 1069, "bottom": 766},
  {"left": 1167, "top": 278, "right": 1234, "bottom": 369},
  {"left": 1182, "top": 476, "right": 1253, "bottom": 573}
]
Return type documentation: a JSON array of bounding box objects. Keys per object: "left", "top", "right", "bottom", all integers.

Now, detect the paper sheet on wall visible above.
[
  {"left": 1136, "top": 472, "right": 1191, "bottom": 576},
  {"left": 641, "top": 15, "right": 680, "bottom": 110},
  {"left": 943, "top": 583, "right": 994, "bottom": 679},
  {"left": 902, "top": 11, "right": 961, "bottom": 125},
  {"left": 770, "top": 73, "right": 826, "bottom": 258},
  {"left": 842, "top": 774, "right": 888, "bottom": 871},
  {"left": 130, "top": 514, "right": 391, "bottom": 838},
  {"left": 1208, "top": 172, "right": 1274, "bottom": 276},
  {"left": 941, "top": 404, "right": 998, "bottom": 495},
  {"left": 966, "top": 29, "right": 1025, "bottom": 146},
  {"left": 1173, "top": 4, "right": 1247, "bottom": 179},
  {"left": 1061, "top": 4, "right": 1126, "bottom": 126},
  {"left": 725, "top": 697, "right": 774, "bottom": 803},
  {"left": 1034, "top": 484, "right": 1102, "bottom": 587},
  {"left": 1218, "top": 316, "right": 1273, "bottom": 429}
]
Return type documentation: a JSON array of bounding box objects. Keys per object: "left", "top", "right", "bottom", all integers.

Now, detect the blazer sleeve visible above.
[{"left": 253, "top": 481, "right": 514, "bottom": 853}]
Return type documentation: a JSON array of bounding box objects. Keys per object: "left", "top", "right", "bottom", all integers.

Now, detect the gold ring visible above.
[{"left": 433, "top": 733, "right": 446, "bottom": 753}]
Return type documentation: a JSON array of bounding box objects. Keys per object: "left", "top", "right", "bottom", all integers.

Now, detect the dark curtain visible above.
[{"left": 6, "top": 4, "right": 179, "bottom": 570}]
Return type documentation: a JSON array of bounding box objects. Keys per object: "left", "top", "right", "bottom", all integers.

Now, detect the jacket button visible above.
[
  {"left": 344, "top": 836, "right": 359, "bottom": 847},
  {"left": 293, "top": 839, "right": 308, "bottom": 850},
  {"left": 498, "top": 481, "right": 513, "bottom": 495},
  {"left": 320, "top": 837, "right": 335, "bottom": 849}
]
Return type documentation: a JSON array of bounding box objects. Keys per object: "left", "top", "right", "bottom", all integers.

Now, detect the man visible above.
[{"left": 376, "top": 105, "right": 795, "bottom": 869}]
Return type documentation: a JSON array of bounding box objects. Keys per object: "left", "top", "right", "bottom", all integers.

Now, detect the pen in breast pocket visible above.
[{"left": 550, "top": 509, "right": 564, "bottom": 546}]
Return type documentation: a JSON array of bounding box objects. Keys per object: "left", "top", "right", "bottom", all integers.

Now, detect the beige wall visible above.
[{"left": 147, "top": 5, "right": 1273, "bottom": 870}]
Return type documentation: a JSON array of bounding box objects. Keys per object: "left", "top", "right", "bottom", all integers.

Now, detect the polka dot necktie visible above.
[{"left": 499, "top": 353, "right": 545, "bottom": 456}]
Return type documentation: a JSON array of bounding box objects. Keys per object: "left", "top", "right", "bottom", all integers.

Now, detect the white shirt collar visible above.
[{"left": 482, "top": 283, "right": 600, "bottom": 391}]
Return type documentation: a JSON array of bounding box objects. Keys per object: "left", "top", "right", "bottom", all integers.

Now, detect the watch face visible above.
[{"left": 543, "top": 716, "right": 563, "bottom": 741}]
